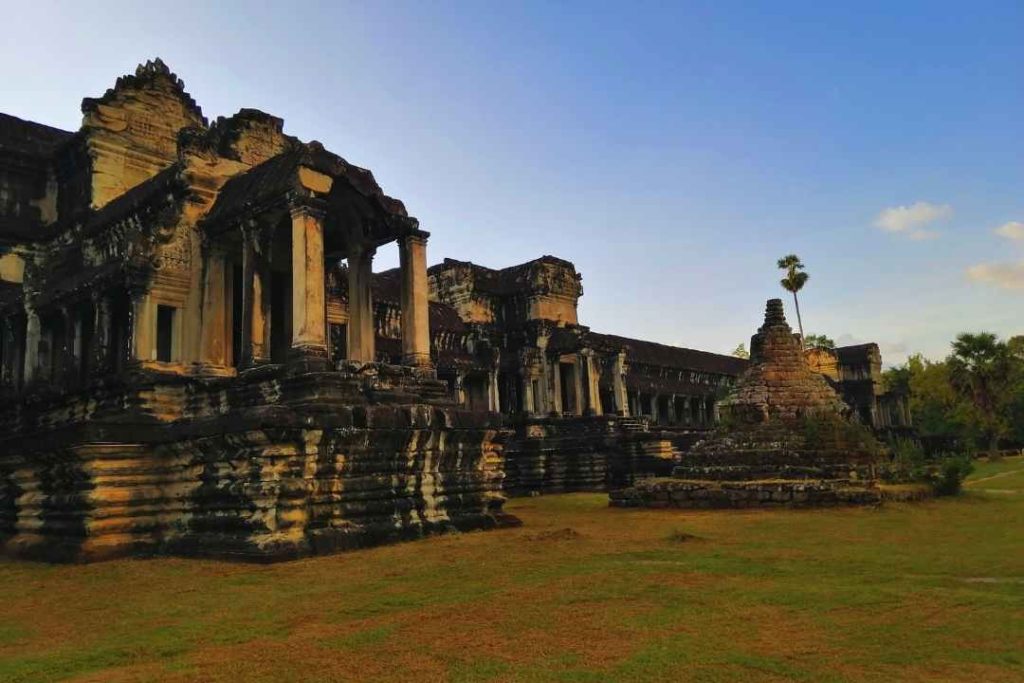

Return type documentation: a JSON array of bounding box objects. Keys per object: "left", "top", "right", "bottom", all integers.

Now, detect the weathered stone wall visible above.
[
  {"left": 610, "top": 478, "right": 881, "bottom": 509},
  {"left": 0, "top": 368, "right": 515, "bottom": 562},
  {"left": 503, "top": 416, "right": 675, "bottom": 495}
]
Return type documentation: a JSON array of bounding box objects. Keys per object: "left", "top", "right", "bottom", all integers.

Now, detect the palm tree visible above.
[
  {"left": 777, "top": 254, "right": 809, "bottom": 344},
  {"left": 948, "top": 332, "right": 1011, "bottom": 453}
]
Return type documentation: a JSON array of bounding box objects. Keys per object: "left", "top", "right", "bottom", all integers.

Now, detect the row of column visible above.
[
  {"left": 11, "top": 291, "right": 122, "bottom": 389},
  {"left": 222, "top": 204, "right": 431, "bottom": 370},
  {"left": 520, "top": 350, "right": 608, "bottom": 417},
  {"left": 628, "top": 391, "right": 717, "bottom": 426}
]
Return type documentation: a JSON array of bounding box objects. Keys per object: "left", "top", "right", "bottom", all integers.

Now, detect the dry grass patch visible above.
[{"left": 0, "top": 467, "right": 1021, "bottom": 682}]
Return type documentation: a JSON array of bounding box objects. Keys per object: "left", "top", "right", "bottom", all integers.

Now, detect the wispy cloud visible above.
[
  {"left": 994, "top": 221, "right": 1024, "bottom": 241},
  {"left": 873, "top": 201, "right": 952, "bottom": 240},
  {"left": 965, "top": 260, "right": 1024, "bottom": 290}
]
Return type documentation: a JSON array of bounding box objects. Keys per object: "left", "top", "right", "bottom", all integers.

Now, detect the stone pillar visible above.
[
  {"left": 667, "top": 394, "right": 678, "bottom": 425},
  {"left": 534, "top": 363, "right": 548, "bottom": 415},
  {"left": 131, "top": 290, "right": 154, "bottom": 362},
  {"left": 23, "top": 308, "right": 40, "bottom": 385},
  {"left": 611, "top": 351, "right": 628, "bottom": 416},
  {"left": 549, "top": 356, "right": 563, "bottom": 415},
  {"left": 290, "top": 204, "right": 328, "bottom": 369},
  {"left": 521, "top": 374, "right": 535, "bottom": 416},
  {"left": 0, "top": 317, "right": 13, "bottom": 388},
  {"left": 60, "top": 306, "right": 76, "bottom": 386},
  {"left": 454, "top": 371, "right": 466, "bottom": 405},
  {"left": 91, "top": 292, "right": 112, "bottom": 377},
  {"left": 487, "top": 366, "right": 501, "bottom": 412},
  {"left": 199, "top": 247, "right": 229, "bottom": 368},
  {"left": 346, "top": 242, "right": 376, "bottom": 363},
  {"left": 241, "top": 226, "right": 270, "bottom": 367},
  {"left": 649, "top": 394, "right": 659, "bottom": 424},
  {"left": 399, "top": 231, "right": 431, "bottom": 367},
  {"left": 581, "top": 350, "right": 602, "bottom": 416},
  {"left": 569, "top": 355, "right": 583, "bottom": 416}
]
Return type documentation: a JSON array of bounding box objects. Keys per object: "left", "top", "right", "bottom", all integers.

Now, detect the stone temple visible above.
[
  {"left": 612, "top": 299, "right": 886, "bottom": 509},
  {"left": 0, "top": 61, "right": 909, "bottom": 561}
]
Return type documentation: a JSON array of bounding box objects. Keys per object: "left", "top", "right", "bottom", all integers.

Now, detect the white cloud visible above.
[
  {"left": 994, "top": 221, "right": 1024, "bottom": 241},
  {"left": 965, "top": 260, "right": 1024, "bottom": 290},
  {"left": 873, "top": 201, "right": 952, "bottom": 238}
]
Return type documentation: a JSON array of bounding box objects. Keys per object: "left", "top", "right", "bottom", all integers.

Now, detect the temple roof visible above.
[
  {"left": 202, "top": 143, "right": 411, "bottom": 231},
  {"left": 84, "top": 163, "right": 188, "bottom": 234},
  {"left": 0, "top": 113, "right": 73, "bottom": 161},
  {"left": 835, "top": 343, "right": 879, "bottom": 364},
  {"left": 428, "top": 256, "right": 580, "bottom": 296},
  {"left": 81, "top": 58, "right": 206, "bottom": 126},
  {"left": 589, "top": 332, "right": 748, "bottom": 376}
]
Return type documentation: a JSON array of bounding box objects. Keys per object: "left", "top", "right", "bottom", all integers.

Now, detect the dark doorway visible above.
[
  {"left": 156, "top": 305, "right": 176, "bottom": 362},
  {"left": 231, "top": 264, "right": 243, "bottom": 367},
  {"left": 270, "top": 271, "right": 291, "bottom": 364},
  {"left": 559, "top": 362, "right": 576, "bottom": 414}
]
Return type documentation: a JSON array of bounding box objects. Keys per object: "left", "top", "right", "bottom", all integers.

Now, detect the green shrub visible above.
[
  {"left": 884, "top": 438, "right": 927, "bottom": 482},
  {"left": 928, "top": 454, "right": 975, "bottom": 496}
]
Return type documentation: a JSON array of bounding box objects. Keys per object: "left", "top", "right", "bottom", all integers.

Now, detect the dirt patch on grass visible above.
[{"left": 524, "top": 527, "right": 584, "bottom": 542}]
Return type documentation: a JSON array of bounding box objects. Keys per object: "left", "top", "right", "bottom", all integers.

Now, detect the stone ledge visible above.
[{"left": 609, "top": 477, "right": 884, "bottom": 509}]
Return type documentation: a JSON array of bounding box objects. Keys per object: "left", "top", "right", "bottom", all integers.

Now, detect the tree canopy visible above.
[{"left": 883, "top": 333, "right": 1024, "bottom": 452}]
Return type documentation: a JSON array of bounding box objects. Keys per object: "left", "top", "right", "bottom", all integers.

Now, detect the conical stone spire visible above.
[
  {"left": 674, "top": 298, "right": 880, "bottom": 481},
  {"left": 721, "top": 298, "right": 848, "bottom": 424}
]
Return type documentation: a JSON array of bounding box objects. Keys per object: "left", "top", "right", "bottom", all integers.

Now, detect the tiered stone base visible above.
[
  {"left": 610, "top": 478, "right": 882, "bottom": 509},
  {"left": 0, "top": 365, "right": 518, "bottom": 563},
  {"left": 503, "top": 417, "right": 676, "bottom": 496}
]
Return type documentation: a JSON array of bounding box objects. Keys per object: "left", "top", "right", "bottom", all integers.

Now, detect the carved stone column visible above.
[
  {"left": 399, "top": 231, "right": 431, "bottom": 367},
  {"left": 649, "top": 394, "right": 659, "bottom": 424},
  {"left": 521, "top": 373, "right": 535, "bottom": 416},
  {"left": 59, "top": 306, "right": 77, "bottom": 387},
  {"left": 487, "top": 365, "right": 501, "bottom": 412},
  {"left": 289, "top": 204, "right": 328, "bottom": 370},
  {"left": 582, "top": 350, "right": 602, "bottom": 416},
  {"left": 0, "top": 317, "right": 13, "bottom": 389},
  {"left": 22, "top": 309, "right": 39, "bottom": 385},
  {"left": 241, "top": 223, "right": 271, "bottom": 367},
  {"left": 346, "top": 242, "right": 376, "bottom": 363},
  {"left": 91, "top": 292, "right": 112, "bottom": 377},
  {"left": 454, "top": 371, "right": 466, "bottom": 405},
  {"left": 667, "top": 394, "right": 678, "bottom": 425},
  {"left": 198, "top": 246, "right": 228, "bottom": 368},
  {"left": 571, "top": 355, "right": 585, "bottom": 416},
  {"left": 22, "top": 307, "right": 39, "bottom": 385},
  {"left": 130, "top": 289, "right": 154, "bottom": 362},
  {"left": 611, "top": 351, "right": 628, "bottom": 416},
  {"left": 548, "top": 354, "right": 562, "bottom": 415}
]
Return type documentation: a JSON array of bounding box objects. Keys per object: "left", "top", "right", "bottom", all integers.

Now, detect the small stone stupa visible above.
[{"left": 611, "top": 299, "right": 883, "bottom": 508}]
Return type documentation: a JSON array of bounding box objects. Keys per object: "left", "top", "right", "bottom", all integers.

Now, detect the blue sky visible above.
[{"left": 3, "top": 1, "right": 1021, "bottom": 363}]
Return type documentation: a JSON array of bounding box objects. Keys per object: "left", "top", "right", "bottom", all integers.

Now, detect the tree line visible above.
[{"left": 883, "top": 333, "right": 1024, "bottom": 454}]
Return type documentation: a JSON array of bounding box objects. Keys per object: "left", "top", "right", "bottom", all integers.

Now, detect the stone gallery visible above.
[{"left": 0, "top": 61, "right": 909, "bottom": 561}]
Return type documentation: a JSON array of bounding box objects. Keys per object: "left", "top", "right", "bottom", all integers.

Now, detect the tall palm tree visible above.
[
  {"left": 777, "top": 254, "right": 809, "bottom": 344},
  {"left": 948, "top": 332, "right": 1011, "bottom": 452}
]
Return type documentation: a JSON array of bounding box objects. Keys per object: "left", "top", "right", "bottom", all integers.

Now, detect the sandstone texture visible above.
[
  {"left": 0, "top": 61, "right": 911, "bottom": 560},
  {"left": 612, "top": 299, "right": 885, "bottom": 510}
]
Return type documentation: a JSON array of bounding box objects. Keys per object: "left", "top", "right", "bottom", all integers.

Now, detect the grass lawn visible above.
[{"left": 1, "top": 459, "right": 1022, "bottom": 683}]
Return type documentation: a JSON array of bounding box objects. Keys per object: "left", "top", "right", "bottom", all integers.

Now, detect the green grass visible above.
[{"left": 1, "top": 458, "right": 1022, "bottom": 682}]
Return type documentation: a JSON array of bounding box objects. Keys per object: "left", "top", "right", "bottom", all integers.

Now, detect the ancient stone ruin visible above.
[
  {"left": 612, "top": 299, "right": 885, "bottom": 509},
  {"left": 0, "top": 61, "right": 909, "bottom": 561}
]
